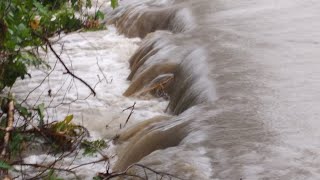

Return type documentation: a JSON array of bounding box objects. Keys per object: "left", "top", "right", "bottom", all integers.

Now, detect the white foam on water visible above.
[{"left": 11, "top": 25, "right": 168, "bottom": 179}]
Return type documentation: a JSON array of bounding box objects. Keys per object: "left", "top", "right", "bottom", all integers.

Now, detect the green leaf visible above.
[
  {"left": 33, "top": 1, "right": 47, "bottom": 15},
  {"left": 9, "top": 133, "right": 24, "bottom": 157},
  {"left": 7, "top": 28, "right": 13, "bottom": 35},
  {"left": 16, "top": 104, "right": 32, "bottom": 117},
  {"left": 17, "top": 23, "right": 27, "bottom": 32},
  {"left": 71, "top": 0, "right": 77, "bottom": 5},
  {"left": 53, "top": 114, "right": 74, "bottom": 132},
  {"left": 20, "top": 52, "right": 42, "bottom": 67},
  {"left": 0, "top": 117, "right": 6, "bottom": 139},
  {"left": 95, "top": 10, "right": 104, "bottom": 20},
  {"left": 2, "top": 60, "right": 28, "bottom": 87},
  {"left": 0, "top": 160, "right": 12, "bottom": 170},
  {"left": 37, "top": 103, "right": 45, "bottom": 126},
  {"left": 86, "top": 0, "right": 92, "bottom": 8},
  {"left": 63, "top": 114, "right": 73, "bottom": 124},
  {"left": 93, "top": 176, "right": 102, "bottom": 180},
  {"left": 111, "top": 0, "right": 118, "bottom": 9},
  {"left": 81, "top": 139, "right": 107, "bottom": 156}
]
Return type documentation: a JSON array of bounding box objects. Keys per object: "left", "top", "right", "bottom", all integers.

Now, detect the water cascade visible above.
[{"left": 108, "top": 0, "right": 320, "bottom": 179}]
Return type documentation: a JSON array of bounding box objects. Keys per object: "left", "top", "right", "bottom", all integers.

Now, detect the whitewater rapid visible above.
[
  {"left": 10, "top": 0, "right": 320, "bottom": 179},
  {"left": 104, "top": 0, "right": 320, "bottom": 179},
  {"left": 11, "top": 26, "right": 168, "bottom": 178}
]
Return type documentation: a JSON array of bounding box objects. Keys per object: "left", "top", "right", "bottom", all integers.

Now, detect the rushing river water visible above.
[
  {"left": 107, "top": 0, "right": 320, "bottom": 179},
  {"left": 12, "top": 0, "right": 320, "bottom": 179},
  {"left": 12, "top": 26, "right": 169, "bottom": 178}
]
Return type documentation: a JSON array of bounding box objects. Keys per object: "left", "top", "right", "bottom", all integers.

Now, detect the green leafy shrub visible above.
[
  {"left": 0, "top": 0, "right": 117, "bottom": 91},
  {"left": 0, "top": 0, "right": 119, "bottom": 177}
]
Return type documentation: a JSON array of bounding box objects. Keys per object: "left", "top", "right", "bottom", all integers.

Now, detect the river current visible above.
[{"left": 12, "top": 0, "right": 320, "bottom": 179}]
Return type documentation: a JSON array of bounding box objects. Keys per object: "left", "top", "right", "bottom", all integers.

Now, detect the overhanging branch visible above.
[{"left": 33, "top": 32, "right": 96, "bottom": 96}]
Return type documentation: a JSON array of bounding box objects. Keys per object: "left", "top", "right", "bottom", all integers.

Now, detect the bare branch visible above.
[
  {"left": 1, "top": 98, "right": 14, "bottom": 158},
  {"left": 122, "top": 102, "right": 136, "bottom": 128},
  {"left": 18, "top": 163, "right": 79, "bottom": 179},
  {"left": 32, "top": 32, "right": 97, "bottom": 96}
]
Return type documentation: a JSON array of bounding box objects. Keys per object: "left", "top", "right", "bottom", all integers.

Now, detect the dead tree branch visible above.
[
  {"left": 122, "top": 102, "right": 136, "bottom": 128},
  {"left": 46, "top": 40, "right": 96, "bottom": 96},
  {"left": 33, "top": 32, "right": 96, "bottom": 96},
  {"left": 0, "top": 98, "right": 14, "bottom": 179},
  {"left": 1, "top": 98, "right": 14, "bottom": 158},
  {"left": 18, "top": 163, "right": 79, "bottom": 179},
  {"left": 97, "top": 163, "right": 185, "bottom": 180}
]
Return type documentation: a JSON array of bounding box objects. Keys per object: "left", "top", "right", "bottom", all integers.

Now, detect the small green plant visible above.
[
  {"left": 46, "top": 114, "right": 87, "bottom": 151},
  {"left": 111, "top": 0, "right": 119, "bottom": 9},
  {"left": 0, "top": 0, "right": 114, "bottom": 92},
  {"left": 0, "top": 0, "right": 119, "bottom": 178},
  {"left": 8, "top": 132, "right": 25, "bottom": 157},
  {"left": 93, "top": 176, "right": 102, "bottom": 180},
  {"left": 84, "top": 10, "right": 105, "bottom": 30},
  {"left": 50, "top": 114, "right": 76, "bottom": 134},
  {"left": 81, "top": 139, "right": 107, "bottom": 156},
  {"left": 0, "top": 160, "right": 12, "bottom": 170}
]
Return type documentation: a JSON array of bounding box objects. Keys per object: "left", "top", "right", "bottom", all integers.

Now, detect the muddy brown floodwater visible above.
[{"left": 109, "top": 0, "right": 320, "bottom": 179}]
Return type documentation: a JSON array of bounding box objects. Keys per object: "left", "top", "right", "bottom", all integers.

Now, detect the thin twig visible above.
[
  {"left": 33, "top": 33, "right": 96, "bottom": 96},
  {"left": 98, "top": 163, "right": 185, "bottom": 180},
  {"left": 97, "top": 58, "right": 110, "bottom": 84},
  {"left": 47, "top": 41, "right": 96, "bottom": 96},
  {"left": 122, "top": 102, "right": 136, "bottom": 128},
  {"left": 20, "top": 58, "right": 58, "bottom": 105},
  {"left": 70, "top": 157, "right": 108, "bottom": 171},
  {"left": 18, "top": 163, "right": 79, "bottom": 179}
]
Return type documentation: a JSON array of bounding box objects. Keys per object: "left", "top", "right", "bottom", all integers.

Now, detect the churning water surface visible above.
[
  {"left": 11, "top": 0, "right": 320, "bottom": 179},
  {"left": 106, "top": 0, "right": 320, "bottom": 179},
  {"left": 11, "top": 26, "right": 168, "bottom": 178}
]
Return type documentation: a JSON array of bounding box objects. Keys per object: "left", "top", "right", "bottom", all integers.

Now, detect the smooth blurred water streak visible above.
[{"left": 110, "top": 0, "right": 320, "bottom": 179}]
